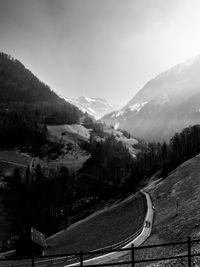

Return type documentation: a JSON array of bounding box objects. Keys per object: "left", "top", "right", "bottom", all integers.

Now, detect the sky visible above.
[{"left": 1, "top": 0, "right": 200, "bottom": 106}]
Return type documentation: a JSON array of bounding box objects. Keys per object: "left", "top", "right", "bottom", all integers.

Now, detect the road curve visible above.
[{"left": 65, "top": 190, "right": 154, "bottom": 266}]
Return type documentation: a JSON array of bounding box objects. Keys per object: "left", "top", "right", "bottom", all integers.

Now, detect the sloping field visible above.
[
  {"left": 116, "top": 153, "right": 200, "bottom": 266},
  {"left": 46, "top": 142, "right": 89, "bottom": 172},
  {"left": 146, "top": 154, "right": 200, "bottom": 242},
  {"left": 47, "top": 124, "right": 90, "bottom": 143},
  {"left": 48, "top": 153, "right": 89, "bottom": 172},
  {"left": 0, "top": 150, "right": 31, "bottom": 178},
  {"left": 46, "top": 192, "right": 147, "bottom": 255},
  {"left": 46, "top": 125, "right": 90, "bottom": 171},
  {"left": 0, "top": 150, "right": 31, "bottom": 166}
]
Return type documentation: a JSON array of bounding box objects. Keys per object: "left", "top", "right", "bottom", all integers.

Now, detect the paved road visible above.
[
  {"left": 126, "top": 191, "right": 153, "bottom": 247},
  {"left": 66, "top": 190, "right": 154, "bottom": 266}
]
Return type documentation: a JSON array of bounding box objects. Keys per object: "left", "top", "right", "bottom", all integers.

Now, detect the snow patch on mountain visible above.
[
  {"left": 115, "top": 110, "right": 125, "bottom": 117},
  {"left": 111, "top": 101, "right": 148, "bottom": 119},
  {"left": 129, "top": 101, "right": 148, "bottom": 112},
  {"left": 87, "top": 107, "right": 97, "bottom": 115},
  {"left": 63, "top": 95, "right": 121, "bottom": 120},
  {"left": 114, "top": 122, "right": 120, "bottom": 129},
  {"left": 78, "top": 95, "right": 96, "bottom": 103}
]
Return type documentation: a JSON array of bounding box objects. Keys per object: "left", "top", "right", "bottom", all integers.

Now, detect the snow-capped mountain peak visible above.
[
  {"left": 78, "top": 95, "right": 96, "bottom": 104},
  {"left": 63, "top": 96, "right": 121, "bottom": 120}
]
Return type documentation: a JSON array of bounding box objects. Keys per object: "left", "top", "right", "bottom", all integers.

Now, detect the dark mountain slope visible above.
[
  {"left": 0, "top": 52, "right": 87, "bottom": 148},
  {"left": 0, "top": 52, "right": 83, "bottom": 125},
  {"left": 0, "top": 53, "right": 61, "bottom": 103}
]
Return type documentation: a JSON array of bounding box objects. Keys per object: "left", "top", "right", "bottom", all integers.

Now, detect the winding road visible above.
[
  {"left": 65, "top": 190, "right": 154, "bottom": 266},
  {"left": 0, "top": 191, "right": 153, "bottom": 267}
]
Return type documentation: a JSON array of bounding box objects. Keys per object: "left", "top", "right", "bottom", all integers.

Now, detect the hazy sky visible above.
[{"left": 1, "top": 0, "right": 200, "bottom": 106}]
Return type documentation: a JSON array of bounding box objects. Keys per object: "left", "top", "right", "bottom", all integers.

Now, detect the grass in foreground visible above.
[{"left": 47, "top": 192, "right": 147, "bottom": 255}]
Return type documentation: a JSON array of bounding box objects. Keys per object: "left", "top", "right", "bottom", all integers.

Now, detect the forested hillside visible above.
[{"left": 0, "top": 53, "right": 85, "bottom": 147}]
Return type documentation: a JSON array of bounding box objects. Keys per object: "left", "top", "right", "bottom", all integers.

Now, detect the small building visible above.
[{"left": 16, "top": 228, "right": 47, "bottom": 256}]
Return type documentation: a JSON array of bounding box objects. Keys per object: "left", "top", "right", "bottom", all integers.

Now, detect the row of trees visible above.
[
  {"left": 78, "top": 135, "right": 134, "bottom": 199},
  {"left": 82, "top": 116, "right": 105, "bottom": 137},
  {"left": 130, "top": 124, "right": 200, "bottom": 182},
  {"left": 4, "top": 166, "right": 74, "bottom": 236},
  {"left": 0, "top": 109, "right": 47, "bottom": 147}
]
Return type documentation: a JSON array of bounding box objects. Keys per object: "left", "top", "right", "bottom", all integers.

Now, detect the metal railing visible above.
[
  {"left": 1, "top": 237, "right": 200, "bottom": 267},
  {"left": 0, "top": 192, "right": 148, "bottom": 266}
]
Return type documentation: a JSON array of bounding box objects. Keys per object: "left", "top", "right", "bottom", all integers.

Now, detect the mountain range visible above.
[
  {"left": 64, "top": 95, "right": 121, "bottom": 120},
  {"left": 102, "top": 55, "right": 200, "bottom": 141},
  {"left": 1, "top": 51, "right": 200, "bottom": 142}
]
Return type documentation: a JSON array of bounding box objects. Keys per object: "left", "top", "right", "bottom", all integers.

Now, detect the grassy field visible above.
[
  {"left": 47, "top": 124, "right": 90, "bottom": 171},
  {"left": 48, "top": 154, "right": 89, "bottom": 172},
  {"left": 114, "top": 153, "right": 200, "bottom": 266},
  {"left": 47, "top": 124, "right": 90, "bottom": 143},
  {"left": 0, "top": 150, "right": 31, "bottom": 166},
  {"left": 46, "top": 192, "right": 147, "bottom": 255}
]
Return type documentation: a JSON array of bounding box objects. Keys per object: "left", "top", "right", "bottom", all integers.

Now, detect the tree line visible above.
[
  {"left": 0, "top": 108, "right": 47, "bottom": 148},
  {"left": 4, "top": 166, "right": 74, "bottom": 237},
  {"left": 131, "top": 124, "right": 200, "bottom": 181}
]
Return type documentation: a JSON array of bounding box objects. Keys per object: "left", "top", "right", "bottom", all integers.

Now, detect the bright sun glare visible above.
[{"left": 167, "top": 0, "right": 200, "bottom": 63}]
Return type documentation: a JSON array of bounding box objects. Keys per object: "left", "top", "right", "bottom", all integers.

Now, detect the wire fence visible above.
[{"left": 1, "top": 237, "right": 200, "bottom": 267}]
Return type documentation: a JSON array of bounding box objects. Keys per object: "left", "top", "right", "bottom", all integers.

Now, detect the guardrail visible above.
[
  {"left": 29, "top": 220, "right": 144, "bottom": 267},
  {"left": 40, "top": 191, "right": 148, "bottom": 267}
]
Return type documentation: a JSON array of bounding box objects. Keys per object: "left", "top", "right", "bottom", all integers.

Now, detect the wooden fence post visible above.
[
  {"left": 131, "top": 243, "right": 135, "bottom": 267},
  {"left": 187, "top": 236, "right": 191, "bottom": 267},
  {"left": 80, "top": 250, "right": 83, "bottom": 267}
]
